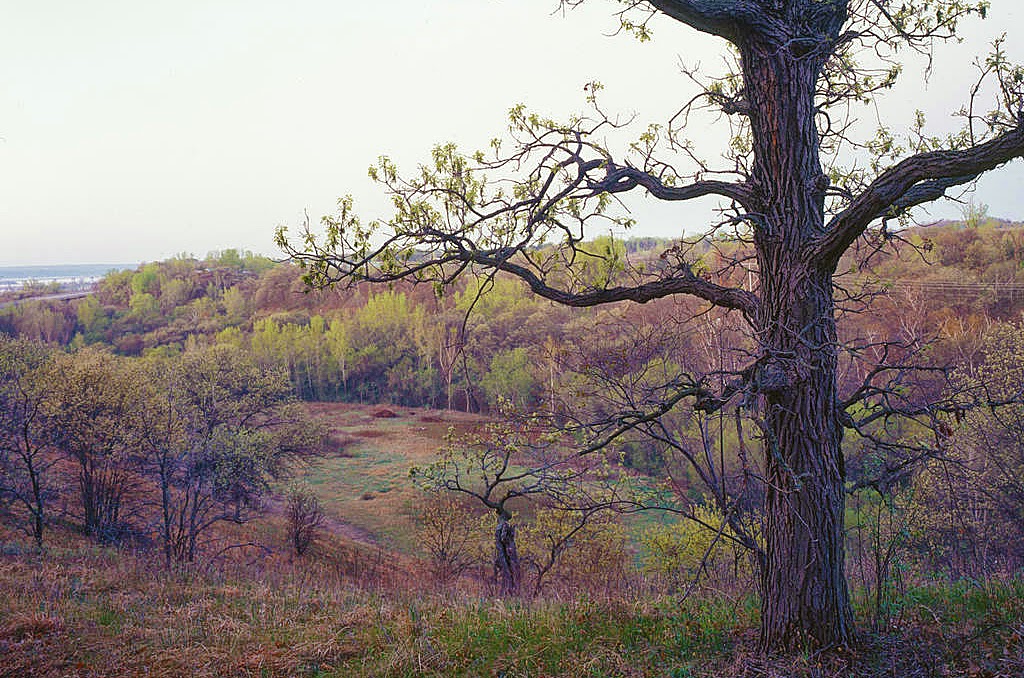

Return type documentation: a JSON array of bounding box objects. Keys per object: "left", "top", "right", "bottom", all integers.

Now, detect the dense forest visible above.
[{"left": 2, "top": 220, "right": 1024, "bottom": 674}]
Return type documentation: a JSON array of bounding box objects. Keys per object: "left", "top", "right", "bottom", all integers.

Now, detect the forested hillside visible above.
[
  {"left": 4, "top": 220, "right": 1024, "bottom": 414},
  {"left": 2, "top": 223, "right": 1024, "bottom": 675}
]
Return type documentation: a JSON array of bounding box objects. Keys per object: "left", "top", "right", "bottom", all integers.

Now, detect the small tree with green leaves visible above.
[
  {"left": 137, "top": 344, "right": 324, "bottom": 565},
  {"left": 411, "top": 411, "right": 593, "bottom": 596},
  {"left": 46, "top": 348, "right": 143, "bottom": 543}
]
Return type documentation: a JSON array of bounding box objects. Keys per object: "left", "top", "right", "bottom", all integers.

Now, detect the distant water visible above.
[{"left": 0, "top": 263, "right": 132, "bottom": 291}]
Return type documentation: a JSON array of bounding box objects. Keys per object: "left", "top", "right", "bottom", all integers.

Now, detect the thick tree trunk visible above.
[
  {"left": 756, "top": 266, "right": 853, "bottom": 650},
  {"left": 740, "top": 35, "right": 855, "bottom": 650}
]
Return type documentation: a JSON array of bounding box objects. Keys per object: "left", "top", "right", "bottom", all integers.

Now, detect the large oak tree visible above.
[{"left": 279, "top": 0, "right": 1024, "bottom": 651}]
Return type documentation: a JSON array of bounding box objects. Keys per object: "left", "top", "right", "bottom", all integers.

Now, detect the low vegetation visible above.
[
  {"left": 2, "top": 399, "right": 1022, "bottom": 675},
  {"left": 1, "top": 521, "right": 1021, "bottom": 677}
]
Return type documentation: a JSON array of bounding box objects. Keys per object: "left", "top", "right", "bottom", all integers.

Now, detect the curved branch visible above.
[
  {"left": 464, "top": 248, "right": 760, "bottom": 316},
  {"left": 593, "top": 163, "right": 754, "bottom": 209},
  {"left": 813, "top": 121, "right": 1024, "bottom": 269},
  {"left": 646, "top": 0, "right": 780, "bottom": 42}
]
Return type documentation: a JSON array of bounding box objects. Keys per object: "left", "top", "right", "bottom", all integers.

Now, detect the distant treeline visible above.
[{"left": 2, "top": 222, "right": 1024, "bottom": 418}]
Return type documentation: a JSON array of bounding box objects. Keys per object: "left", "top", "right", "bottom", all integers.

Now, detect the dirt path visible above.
[{"left": 316, "top": 509, "right": 381, "bottom": 547}]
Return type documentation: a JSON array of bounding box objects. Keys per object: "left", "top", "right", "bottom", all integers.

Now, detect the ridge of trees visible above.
[
  {"left": 2, "top": 224, "right": 1023, "bottom": 416},
  {"left": 2, "top": 225, "right": 1022, "bottom": 446}
]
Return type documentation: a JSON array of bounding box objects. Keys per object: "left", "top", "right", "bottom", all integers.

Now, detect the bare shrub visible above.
[
  {"left": 286, "top": 485, "right": 325, "bottom": 556},
  {"left": 639, "top": 503, "right": 759, "bottom": 596},
  {"left": 520, "top": 507, "right": 631, "bottom": 598},
  {"left": 415, "top": 494, "right": 484, "bottom": 586}
]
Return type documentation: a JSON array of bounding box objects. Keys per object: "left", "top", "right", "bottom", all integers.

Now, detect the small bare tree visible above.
[
  {"left": 285, "top": 484, "right": 325, "bottom": 557},
  {"left": 415, "top": 494, "right": 482, "bottom": 586}
]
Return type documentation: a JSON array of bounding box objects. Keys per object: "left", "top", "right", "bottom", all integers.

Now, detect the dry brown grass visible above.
[
  {"left": 3, "top": 404, "right": 1021, "bottom": 676},
  {"left": 0, "top": 612, "right": 65, "bottom": 642},
  {"left": 2, "top": 530, "right": 1022, "bottom": 677},
  {"left": 351, "top": 428, "right": 387, "bottom": 439},
  {"left": 0, "top": 540, "right": 379, "bottom": 677}
]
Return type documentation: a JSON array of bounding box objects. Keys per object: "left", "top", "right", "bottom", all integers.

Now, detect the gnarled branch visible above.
[
  {"left": 813, "top": 121, "right": 1024, "bottom": 269},
  {"left": 591, "top": 162, "right": 755, "bottom": 208},
  {"left": 647, "top": 0, "right": 774, "bottom": 41}
]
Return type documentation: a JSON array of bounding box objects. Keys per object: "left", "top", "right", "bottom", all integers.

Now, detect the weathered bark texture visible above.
[
  {"left": 494, "top": 511, "right": 521, "bottom": 595},
  {"left": 740, "top": 27, "right": 853, "bottom": 649},
  {"left": 756, "top": 268, "right": 852, "bottom": 650}
]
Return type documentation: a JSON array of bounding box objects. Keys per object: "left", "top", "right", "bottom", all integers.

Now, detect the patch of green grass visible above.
[
  {"left": 900, "top": 576, "right": 1024, "bottom": 624},
  {"left": 304, "top": 449, "right": 422, "bottom": 550},
  {"left": 93, "top": 602, "right": 126, "bottom": 632},
  {"left": 303, "top": 404, "right": 695, "bottom": 559},
  {"left": 329, "top": 596, "right": 749, "bottom": 677},
  {"left": 299, "top": 405, "right": 490, "bottom": 553}
]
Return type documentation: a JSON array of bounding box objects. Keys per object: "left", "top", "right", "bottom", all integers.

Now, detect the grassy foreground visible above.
[
  {"left": 1, "top": 405, "right": 1021, "bottom": 676},
  {"left": 1, "top": 540, "right": 1022, "bottom": 678}
]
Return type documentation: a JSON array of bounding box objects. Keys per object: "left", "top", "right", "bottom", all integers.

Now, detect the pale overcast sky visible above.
[{"left": 1, "top": 1, "right": 1022, "bottom": 266}]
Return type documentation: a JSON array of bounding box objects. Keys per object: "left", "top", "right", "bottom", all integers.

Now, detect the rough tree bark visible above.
[
  {"left": 740, "top": 27, "right": 854, "bottom": 650},
  {"left": 279, "top": 0, "right": 1024, "bottom": 653}
]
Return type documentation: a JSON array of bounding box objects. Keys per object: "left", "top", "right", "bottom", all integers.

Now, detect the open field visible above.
[{"left": 300, "top": 403, "right": 489, "bottom": 553}]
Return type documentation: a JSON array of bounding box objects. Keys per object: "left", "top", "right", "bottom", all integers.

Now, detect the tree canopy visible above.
[{"left": 277, "top": 0, "right": 1024, "bottom": 652}]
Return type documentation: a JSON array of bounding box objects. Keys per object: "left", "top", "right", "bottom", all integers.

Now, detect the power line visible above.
[{"left": 871, "top": 279, "right": 1024, "bottom": 304}]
